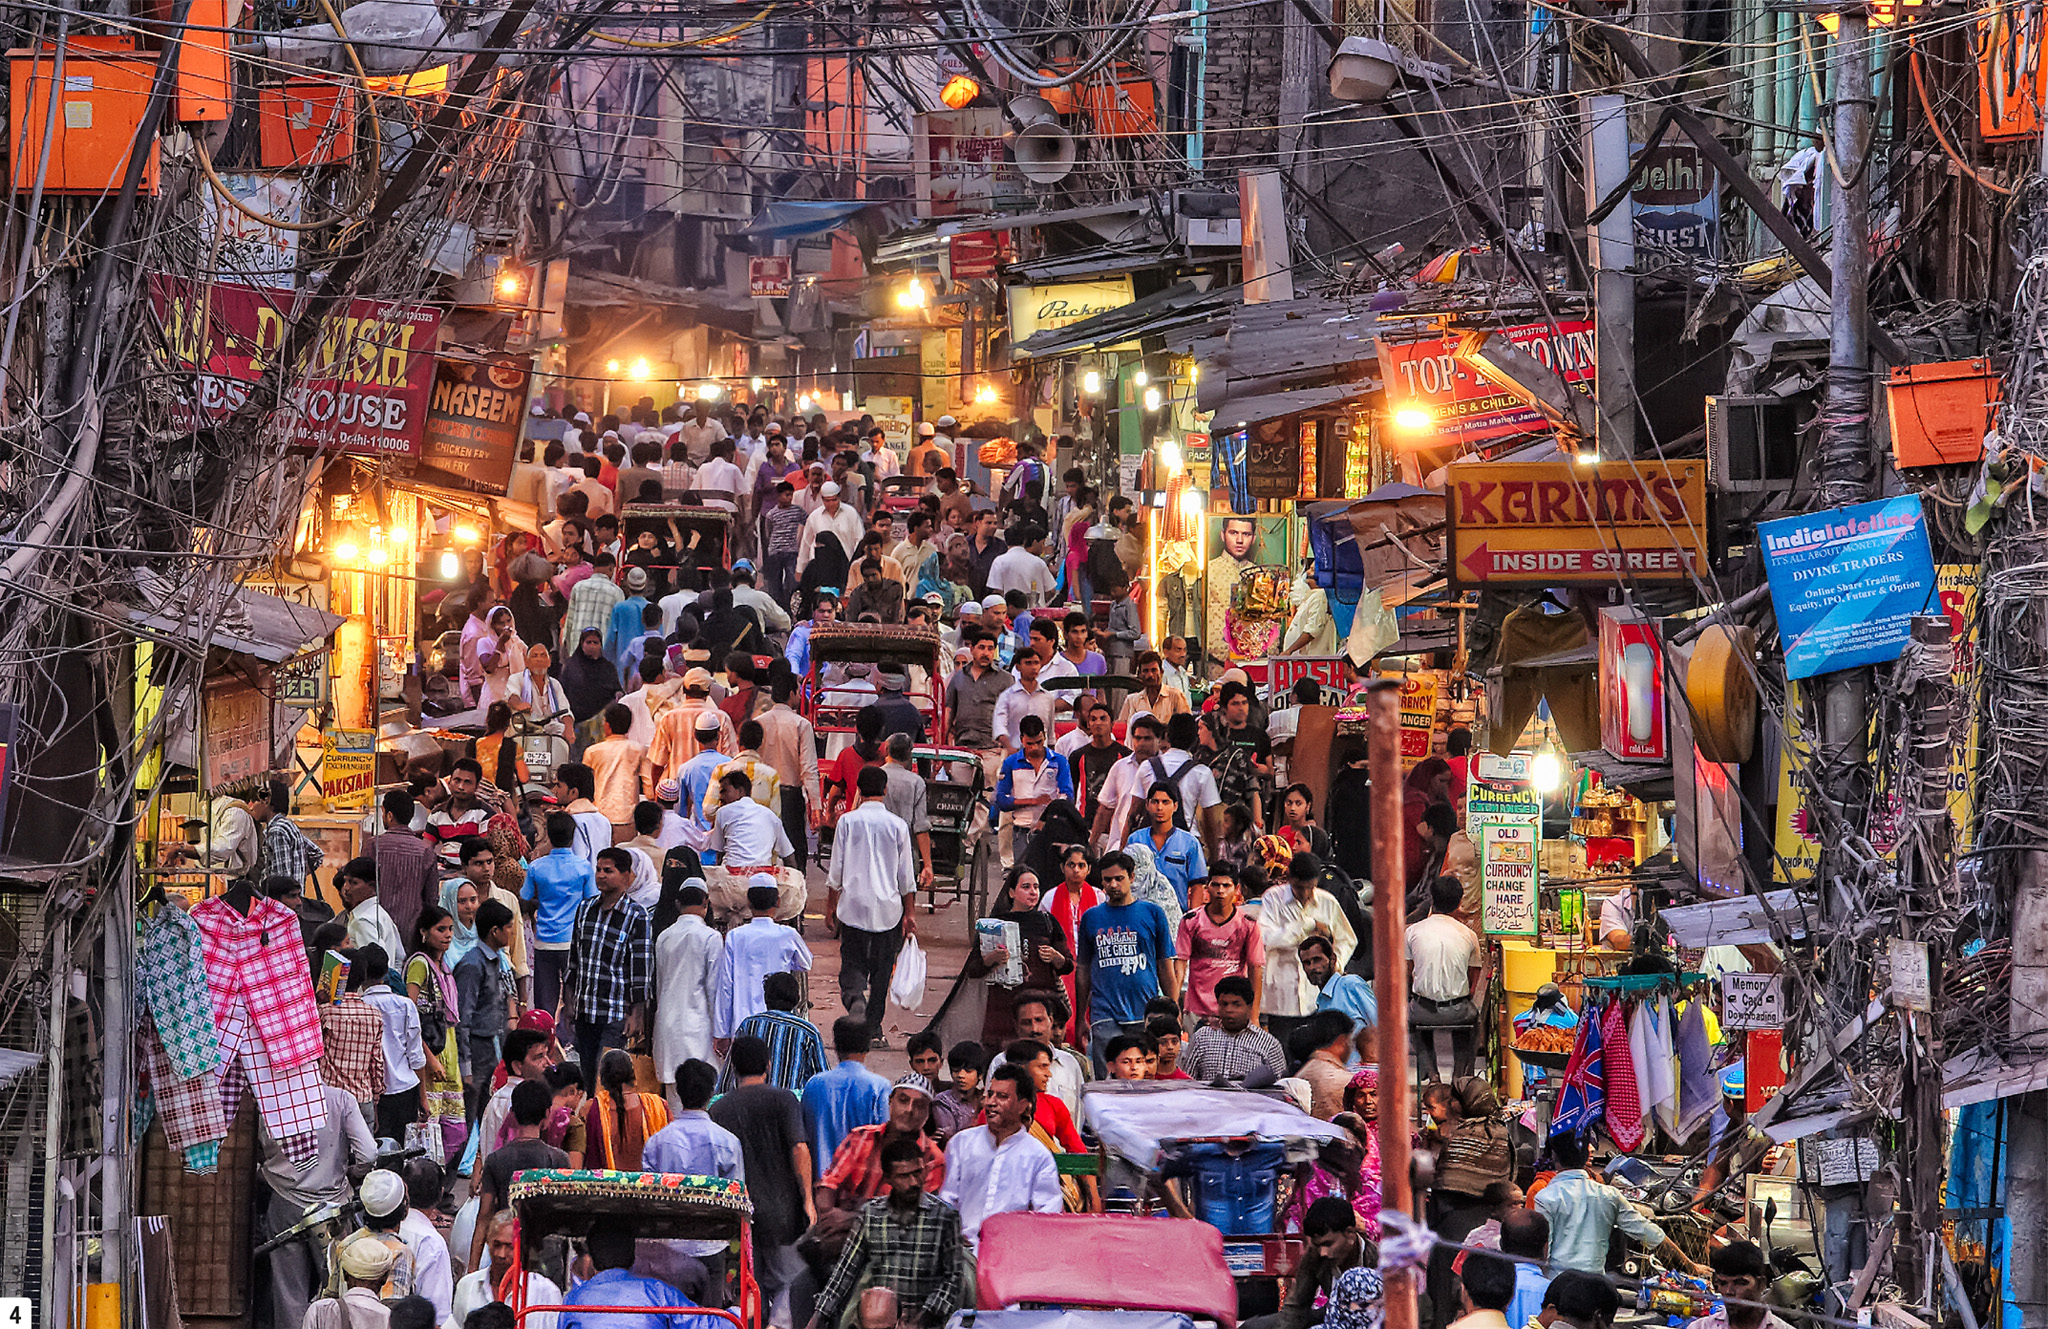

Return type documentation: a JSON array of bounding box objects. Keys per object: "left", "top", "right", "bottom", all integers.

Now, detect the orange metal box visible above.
[
  {"left": 258, "top": 80, "right": 356, "bottom": 168},
  {"left": 1887, "top": 358, "right": 2001, "bottom": 468},
  {"left": 8, "top": 46, "right": 161, "bottom": 194},
  {"left": 131, "top": 0, "right": 231, "bottom": 120}
]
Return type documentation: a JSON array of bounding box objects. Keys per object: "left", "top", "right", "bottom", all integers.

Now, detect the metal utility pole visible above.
[
  {"left": 1369, "top": 681, "right": 1416, "bottom": 1329},
  {"left": 1582, "top": 93, "right": 1635, "bottom": 459}
]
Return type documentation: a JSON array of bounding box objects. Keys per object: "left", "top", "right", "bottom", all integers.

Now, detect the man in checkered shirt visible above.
[
  {"left": 1182, "top": 975, "right": 1287, "bottom": 1084},
  {"left": 813, "top": 1135, "right": 966, "bottom": 1329},
  {"left": 564, "top": 846, "right": 653, "bottom": 1091}
]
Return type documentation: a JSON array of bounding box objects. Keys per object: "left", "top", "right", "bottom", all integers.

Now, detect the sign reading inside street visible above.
[
  {"left": 149, "top": 277, "right": 441, "bottom": 457},
  {"left": 1445, "top": 460, "right": 1707, "bottom": 587},
  {"left": 1759, "top": 495, "right": 1938, "bottom": 680}
]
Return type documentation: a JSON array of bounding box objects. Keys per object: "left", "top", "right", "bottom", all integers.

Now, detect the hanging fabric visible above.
[
  {"left": 1602, "top": 999, "right": 1644, "bottom": 1152},
  {"left": 138, "top": 1014, "right": 227, "bottom": 1173},
  {"left": 1635, "top": 995, "right": 1679, "bottom": 1138},
  {"left": 1550, "top": 995, "right": 1607, "bottom": 1138},
  {"left": 1673, "top": 994, "right": 1719, "bottom": 1139}
]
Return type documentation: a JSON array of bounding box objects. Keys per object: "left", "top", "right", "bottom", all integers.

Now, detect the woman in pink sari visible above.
[{"left": 1285, "top": 1063, "right": 1386, "bottom": 1238}]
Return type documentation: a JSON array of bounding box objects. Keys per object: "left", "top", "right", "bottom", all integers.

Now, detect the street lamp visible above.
[
  {"left": 605, "top": 359, "right": 622, "bottom": 374},
  {"left": 1143, "top": 386, "right": 1164, "bottom": 412},
  {"left": 629, "top": 358, "right": 652, "bottom": 380},
  {"left": 896, "top": 277, "right": 929, "bottom": 311},
  {"left": 1082, "top": 369, "right": 1103, "bottom": 395}
]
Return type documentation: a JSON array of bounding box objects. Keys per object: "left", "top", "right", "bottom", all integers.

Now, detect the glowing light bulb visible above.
[
  {"left": 1082, "top": 370, "right": 1103, "bottom": 395},
  {"left": 496, "top": 271, "right": 524, "bottom": 298},
  {"left": 1158, "top": 439, "right": 1182, "bottom": 475},
  {"left": 1180, "top": 489, "right": 1204, "bottom": 519},
  {"left": 1393, "top": 405, "right": 1434, "bottom": 432},
  {"left": 365, "top": 542, "right": 389, "bottom": 567},
  {"left": 1133, "top": 369, "right": 1149, "bottom": 387},
  {"left": 1531, "top": 750, "right": 1564, "bottom": 795},
  {"left": 698, "top": 382, "right": 723, "bottom": 401},
  {"left": 605, "top": 359, "right": 622, "bottom": 374},
  {"left": 334, "top": 540, "right": 359, "bottom": 563},
  {"left": 940, "top": 74, "right": 981, "bottom": 108},
  {"left": 751, "top": 376, "right": 764, "bottom": 391},
  {"left": 976, "top": 383, "right": 1000, "bottom": 404},
  {"left": 454, "top": 524, "right": 481, "bottom": 544},
  {"left": 439, "top": 550, "right": 460, "bottom": 579},
  {"left": 798, "top": 394, "right": 816, "bottom": 412},
  {"left": 1143, "top": 386, "right": 1163, "bottom": 412},
  {"left": 896, "top": 278, "right": 929, "bottom": 311},
  {"left": 629, "top": 358, "right": 652, "bottom": 380}
]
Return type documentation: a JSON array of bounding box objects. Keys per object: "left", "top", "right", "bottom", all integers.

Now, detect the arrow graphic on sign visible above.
[{"left": 1461, "top": 540, "right": 1493, "bottom": 582}]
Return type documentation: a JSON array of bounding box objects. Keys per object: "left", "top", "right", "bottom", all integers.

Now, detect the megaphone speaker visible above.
[{"left": 1008, "top": 95, "right": 1076, "bottom": 184}]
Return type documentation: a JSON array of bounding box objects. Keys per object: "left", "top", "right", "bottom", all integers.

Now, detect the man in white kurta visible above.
[
  {"left": 711, "top": 875, "right": 814, "bottom": 1042},
  {"left": 1254, "top": 865, "right": 1358, "bottom": 1021},
  {"left": 654, "top": 882, "right": 725, "bottom": 1087}
]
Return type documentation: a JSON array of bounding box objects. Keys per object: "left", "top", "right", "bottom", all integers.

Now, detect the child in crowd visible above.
[
  {"left": 541, "top": 1062, "right": 583, "bottom": 1150},
  {"left": 899, "top": 1030, "right": 944, "bottom": 1093},
  {"left": 929, "top": 1040, "right": 986, "bottom": 1143},
  {"left": 1147, "top": 1016, "right": 1191, "bottom": 1080},
  {"left": 1105, "top": 1034, "right": 1150, "bottom": 1082}
]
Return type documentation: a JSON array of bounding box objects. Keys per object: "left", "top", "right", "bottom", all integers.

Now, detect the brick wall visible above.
[{"left": 1203, "top": 0, "right": 1284, "bottom": 171}]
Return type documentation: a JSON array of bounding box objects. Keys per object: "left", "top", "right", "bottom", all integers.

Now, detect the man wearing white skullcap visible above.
[
  {"left": 710, "top": 874, "right": 814, "bottom": 1048},
  {"left": 798, "top": 477, "right": 866, "bottom": 576}
]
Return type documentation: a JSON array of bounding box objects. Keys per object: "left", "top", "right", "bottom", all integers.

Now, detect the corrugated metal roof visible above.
[
  {"left": 1205, "top": 380, "right": 1380, "bottom": 430},
  {"left": 1010, "top": 281, "right": 1235, "bottom": 358},
  {"left": 125, "top": 574, "right": 346, "bottom": 664}
]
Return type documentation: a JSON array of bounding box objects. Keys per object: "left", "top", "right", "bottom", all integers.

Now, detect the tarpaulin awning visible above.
[
  {"left": 1206, "top": 380, "right": 1379, "bottom": 433},
  {"left": 1011, "top": 281, "right": 1234, "bottom": 359},
  {"left": 733, "top": 200, "right": 874, "bottom": 239},
  {"left": 125, "top": 573, "right": 346, "bottom": 664}
]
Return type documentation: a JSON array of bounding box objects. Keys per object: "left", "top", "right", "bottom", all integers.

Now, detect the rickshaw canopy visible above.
[
  {"left": 974, "top": 1214, "right": 1236, "bottom": 1327},
  {"left": 808, "top": 622, "right": 945, "bottom": 668},
  {"left": 1079, "top": 1083, "right": 1351, "bottom": 1172},
  {"left": 507, "top": 1169, "right": 752, "bottom": 1242}
]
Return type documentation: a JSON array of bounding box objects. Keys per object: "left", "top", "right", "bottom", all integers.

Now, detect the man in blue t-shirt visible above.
[{"left": 1075, "top": 849, "right": 1180, "bottom": 1078}]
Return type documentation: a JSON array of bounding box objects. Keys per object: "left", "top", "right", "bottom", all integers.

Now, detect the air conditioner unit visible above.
[
  {"left": 1181, "top": 215, "right": 1242, "bottom": 247},
  {"left": 1705, "top": 394, "right": 1798, "bottom": 494}
]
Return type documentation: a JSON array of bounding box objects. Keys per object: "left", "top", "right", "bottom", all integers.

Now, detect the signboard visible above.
[
  {"left": 1245, "top": 418, "right": 1301, "bottom": 498},
  {"left": 1939, "top": 563, "right": 1980, "bottom": 854},
  {"left": 1007, "top": 277, "right": 1135, "bottom": 344},
  {"left": 205, "top": 678, "right": 271, "bottom": 793},
  {"left": 246, "top": 565, "right": 329, "bottom": 612},
  {"left": 320, "top": 727, "right": 377, "bottom": 810},
  {"left": 275, "top": 650, "right": 329, "bottom": 709},
  {"left": 1398, "top": 672, "right": 1437, "bottom": 765},
  {"left": 1263, "top": 656, "right": 1352, "bottom": 710},
  {"left": 1632, "top": 142, "right": 1719, "bottom": 261},
  {"left": 1478, "top": 818, "right": 1540, "bottom": 936},
  {"left": 863, "top": 396, "right": 913, "bottom": 448},
  {"left": 149, "top": 276, "right": 441, "bottom": 457},
  {"left": 748, "top": 255, "right": 792, "bottom": 298},
  {"left": 1378, "top": 319, "right": 1595, "bottom": 444},
  {"left": 1889, "top": 937, "right": 1933, "bottom": 1010},
  {"left": 202, "top": 173, "right": 302, "bottom": 286},
  {"left": 949, "top": 231, "right": 1008, "bottom": 281},
  {"left": 1759, "top": 495, "right": 1938, "bottom": 680},
  {"left": 912, "top": 109, "right": 1014, "bottom": 218},
  {"left": 415, "top": 353, "right": 533, "bottom": 495},
  {"left": 1598, "top": 608, "right": 1666, "bottom": 762},
  {"left": 1470, "top": 752, "right": 1541, "bottom": 936},
  {"left": 1446, "top": 459, "right": 1707, "bottom": 587},
  {"left": 1773, "top": 678, "right": 1820, "bottom": 883},
  {"left": 1981, "top": 2, "right": 2047, "bottom": 141},
  {"left": 1721, "top": 972, "right": 1787, "bottom": 1030}
]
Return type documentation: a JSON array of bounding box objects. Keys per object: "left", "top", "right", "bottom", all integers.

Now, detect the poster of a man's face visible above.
[{"left": 1207, "top": 515, "right": 1288, "bottom": 565}]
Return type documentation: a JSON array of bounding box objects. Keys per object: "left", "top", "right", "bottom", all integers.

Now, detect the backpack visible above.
[{"left": 1146, "top": 755, "right": 1194, "bottom": 831}]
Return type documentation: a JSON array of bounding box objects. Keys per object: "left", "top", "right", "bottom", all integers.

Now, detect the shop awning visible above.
[
  {"left": 1206, "top": 380, "right": 1378, "bottom": 433},
  {"left": 125, "top": 574, "right": 346, "bottom": 664},
  {"left": 1010, "top": 281, "right": 1234, "bottom": 359},
  {"left": 733, "top": 200, "right": 875, "bottom": 240},
  {"left": 1004, "top": 244, "right": 1185, "bottom": 283}
]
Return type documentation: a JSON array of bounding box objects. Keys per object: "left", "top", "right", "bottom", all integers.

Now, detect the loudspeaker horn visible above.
[{"left": 1008, "top": 94, "right": 1076, "bottom": 184}]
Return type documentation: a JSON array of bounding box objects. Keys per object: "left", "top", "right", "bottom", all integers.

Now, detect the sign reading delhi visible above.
[
  {"left": 1446, "top": 460, "right": 1707, "bottom": 587},
  {"left": 1760, "top": 496, "right": 1938, "bottom": 680}
]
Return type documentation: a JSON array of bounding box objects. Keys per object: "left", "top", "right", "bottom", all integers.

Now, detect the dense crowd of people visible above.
[{"left": 221, "top": 402, "right": 1769, "bottom": 1329}]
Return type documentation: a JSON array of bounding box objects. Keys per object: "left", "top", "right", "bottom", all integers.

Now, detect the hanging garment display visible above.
[
  {"left": 1602, "top": 999, "right": 1644, "bottom": 1152},
  {"left": 1673, "top": 996, "right": 1719, "bottom": 1139},
  {"left": 216, "top": 997, "right": 326, "bottom": 1168},
  {"left": 1633, "top": 995, "right": 1679, "bottom": 1139},
  {"left": 190, "top": 895, "right": 324, "bottom": 1069},
  {"left": 1549, "top": 998, "right": 1607, "bottom": 1138},
  {"left": 137, "top": 905, "right": 219, "bottom": 1079},
  {"left": 139, "top": 1015, "right": 227, "bottom": 1172}
]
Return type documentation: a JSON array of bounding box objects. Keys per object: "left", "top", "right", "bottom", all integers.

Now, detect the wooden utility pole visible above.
[{"left": 1369, "top": 680, "right": 1416, "bottom": 1329}]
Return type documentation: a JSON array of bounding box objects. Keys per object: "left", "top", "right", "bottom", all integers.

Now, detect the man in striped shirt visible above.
[
  {"left": 715, "top": 971, "right": 825, "bottom": 1095},
  {"left": 563, "top": 555, "right": 624, "bottom": 647}
]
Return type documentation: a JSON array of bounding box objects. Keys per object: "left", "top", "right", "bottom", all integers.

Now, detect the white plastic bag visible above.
[{"left": 890, "top": 935, "right": 928, "bottom": 1011}]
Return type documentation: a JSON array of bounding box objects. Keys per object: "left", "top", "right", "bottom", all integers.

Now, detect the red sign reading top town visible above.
[{"left": 1446, "top": 460, "right": 1707, "bottom": 587}]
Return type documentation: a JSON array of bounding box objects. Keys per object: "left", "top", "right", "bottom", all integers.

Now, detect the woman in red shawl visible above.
[
  {"left": 1044, "top": 842, "right": 1101, "bottom": 1044},
  {"left": 1285, "top": 1064, "right": 1388, "bottom": 1238}
]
